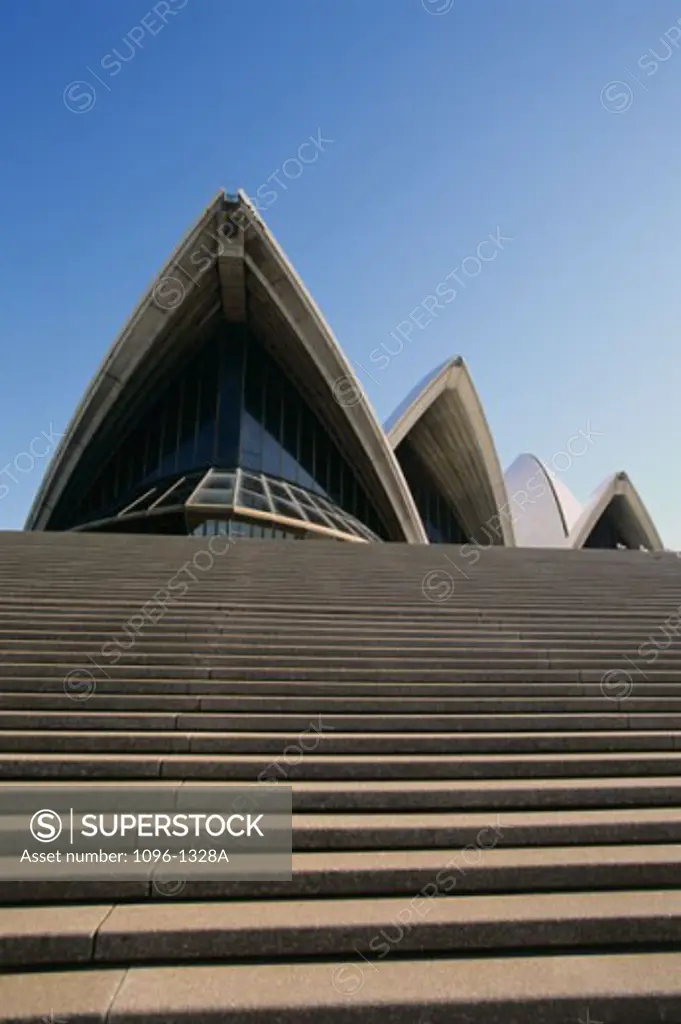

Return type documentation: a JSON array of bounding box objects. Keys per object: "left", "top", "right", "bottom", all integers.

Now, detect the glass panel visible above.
[
  {"left": 150, "top": 474, "right": 202, "bottom": 509},
  {"left": 264, "top": 372, "right": 281, "bottom": 438},
  {"left": 145, "top": 412, "right": 163, "bottom": 482},
  {"left": 325, "top": 512, "right": 354, "bottom": 533},
  {"left": 217, "top": 329, "right": 244, "bottom": 467},
  {"left": 238, "top": 489, "right": 270, "bottom": 514},
  {"left": 262, "top": 367, "right": 282, "bottom": 478},
  {"left": 267, "top": 479, "right": 293, "bottom": 501},
  {"left": 241, "top": 473, "right": 265, "bottom": 495},
  {"left": 328, "top": 445, "right": 342, "bottom": 505},
  {"left": 159, "top": 384, "right": 180, "bottom": 477},
  {"left": 271, "top": 496, "right": 303, "bottom": 521},
  {"left": 314, "top": 493, "right": 336, "bottom": 514},
  {"left": 203, "top": 471, "right": 235, "bottom": 488},
  {"left": 229, "top": 520, "right": 251, "bottom": 538},
  {"left": 116, "top": 436, "right": 134, "bottom": 498},
  {"left": 100, "top": 467, "right": 115, "bottom": 514},
  {"left": 289, "top": 484, "right": 316, "bottom": 510},
  {"left": 301, "top": 505, "right": 333, "bottom": 529},
  {"left": 312, "top": 428, "right": 328, "bottom": 495},
  {"left": 395, "top": 439, "right": 467, "bottom": 544},
  {"left": 347, "top": 470, "right": 358, "bottom": 518},
  {"left": 130, "top": 420, "right": 148, "bottom": 489},
  {"left": 191, "top": 488, "right": 234, "bottom": 507},
  {"left": 195, "top": 353, "right": 218, "bottom": 466},
  {"left": 241, "top": 413, "right": 262, "bottom": 472},
  {"left": 177, "top": 356, "right": 200, "bottom": 471},
  {"left": 282, "top": 391, "right": 299, "bottom": 484},
  {"left": 262, "top": 431, "right": 281, "bottom": 478},
  {"left": 299, "top": 404, "right": 314, "bottom": 486},
  {"left": 241, "top": 342, "right": 263, "bottom": 472}
]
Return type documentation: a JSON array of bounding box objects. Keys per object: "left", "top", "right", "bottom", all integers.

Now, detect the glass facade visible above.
[
  {"left": 193, "top": 520, "right": 314, "bottom": 541},
  {"left": 395, "top": 440, "right": 468, "bottom": 544},
  {"left": 584, "top": 506, "right": 630, "bottom": 549},
  {"left": 76, "top": 469, "right": 379, "bottom": 541},
  {"left": 55, "top": 325, "right": 387, "bottom": 540}
]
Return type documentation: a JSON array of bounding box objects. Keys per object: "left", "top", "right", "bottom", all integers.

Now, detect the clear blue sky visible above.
[{"left": 1, "top": 0, "right": 680, "bottom": 546}]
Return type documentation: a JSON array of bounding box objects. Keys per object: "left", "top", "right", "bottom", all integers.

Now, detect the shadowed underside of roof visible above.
[
  {"left": 387, "top": 358, "right": 515, "bottom": 546},
  {"left": 568, "top": 471, "right": 664, "bottom": 550}
]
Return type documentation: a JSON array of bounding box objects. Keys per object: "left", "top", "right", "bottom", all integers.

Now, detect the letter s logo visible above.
[{"left": 30, "top": 809, "right": 63, "bottom": 843}]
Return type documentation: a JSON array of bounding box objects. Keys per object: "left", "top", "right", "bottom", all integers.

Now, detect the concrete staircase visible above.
[{"left": 2, "top": 530, "right": 681, "bottom": 1022}]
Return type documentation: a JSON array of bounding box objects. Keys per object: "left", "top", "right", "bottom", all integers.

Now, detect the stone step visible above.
[
  {"left": 7, "top": 775, "right": 681, "bottom": 810},
  {"left": 0, "top": 693, "right": 203, "bottom": 712},
  {"left": 6, "top": 665, "right": 670, "bottom": 684},
  {"left": 0, "top": 593, "right": 676, "bottom": 607},
  {"left": 4, "top": 686, "right": 681, "bottom": 710},
  {"left": 3, "top": 950, "right": 681, "bottom": 1021},
  {"left": 3, "top": 652, "right": 665, "bottom": 669},
  {"left": 4, "top": 636, "right": 677, "bottom": 656},
  {"left": 289, "top": 807, "right": 681, "bottom": 848},
  {"left": 1, "top": 606, "right": 677, "bottom": 628},
  {"left": 0, "top": 624, "right": 674, "bottom": 641},
  {"left": 2, "top": 843, "right": 681, "bottom": 905},
  {"left": 2, "top": 806, "right": 681, "bottom": 850},
  {"left": 286, "top": 776, "right": 681, "bottom": 810},
  {"left": 5, "top": 889, "right": 681, "bottom": 969},
  {"left": 2, "top": 728, "right": 681, "bottom": 755},
  {"left": 5, "top": 750, "right": 681, "bottom": 781},
  {"left": 8, "top": 709, "right": 681, "bottom": 730}
]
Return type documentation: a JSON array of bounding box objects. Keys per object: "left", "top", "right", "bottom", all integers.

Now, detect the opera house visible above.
[
  {"left": 25, "top": 190, "right": 664, "bottom": 551},
  {"left": 6, "top": 190, "right": 681, "bottom": 1020}
]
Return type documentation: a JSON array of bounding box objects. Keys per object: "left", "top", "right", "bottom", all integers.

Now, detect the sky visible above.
[{"left": 1, "top": 0, "right": 680, "bottom": 546}]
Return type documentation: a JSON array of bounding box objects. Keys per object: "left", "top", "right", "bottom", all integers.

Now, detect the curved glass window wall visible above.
[
  {"left": 75, "top": 468, "right": 379, "bottom": 543},
  {"left": 60, "top": 328, "right": 386, "bottom": 538}
]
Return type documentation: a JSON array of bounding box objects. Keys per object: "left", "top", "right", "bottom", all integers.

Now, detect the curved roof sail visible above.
[
  {"left": 504, "top": 454, "right": 583, "bottom": 547},
  {"left": 568, "top": 472, "right": 663, "bottom": 550},
  {"left": 26, "top": 191, "right": 427, "bottom": 543},
  {"left": 504, "top": 457, "right": 663, "bottom": 550},
  {"left": 386, "top": 357, "right": 515, "bottom": 546}
]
